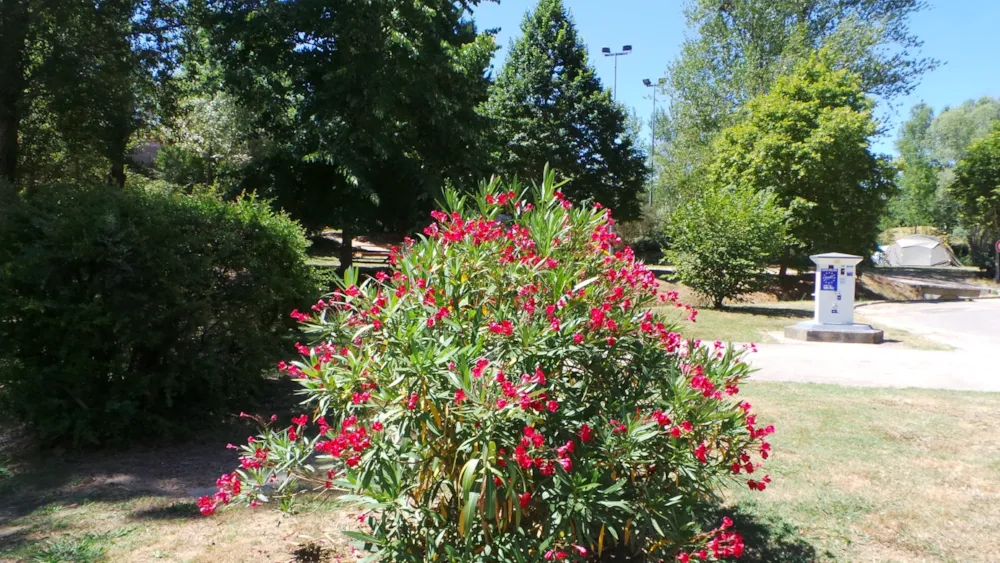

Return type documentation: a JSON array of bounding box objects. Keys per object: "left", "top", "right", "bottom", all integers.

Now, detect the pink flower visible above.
[
  {"left": 694, "top": 442, "right": 709, "bottom": 463},
  {"left": 518, "top": 491, "right": 531, "bottom": 508},
  {"left": 472, "top": 358, "right": 489, "bottom": 378},
  {"left": 488, "top": 320, "right": 514, "bottom": 336},
  {"left": 372, "top": 421, "right": 383, "bottom": 432},
  {"left": 578, "top": 423, "right": 593, "bottom": 443},
  {"left": 610, "top": 419, "right": 627, "bottom": 434},
  {"left": 454, "top": 389, "right": 466, "bottom": 404},
  {"left": 557, "top": 440, "right": 575, "bottom": 457},
  {"left": 721, "top": 516, "right": 733, "bottom": 529},
  {"left": 496, "top": 399, "right": 508, "bottom": 409},
  {"left": 546, "top": 400, "right": 559, "bottom": 412},
  {"left": 406, "top": 393, "right": 419, "bottom": 410},
  {"left": 573, "top": 333, "right": 583, "bottom": 344},
  {"left": 291, "top": 414, "right": 309, "bottom": 427},
  {"left": 558, "top": 458, "right": 572, "bottom": 472},
  {"left": 197, "top": 495, "right": 216, "bottom": 516}
]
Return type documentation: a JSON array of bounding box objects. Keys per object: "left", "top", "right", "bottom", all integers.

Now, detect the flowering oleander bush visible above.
[{"left": 204, "top": 170, "right": 773, "bottom": 562}]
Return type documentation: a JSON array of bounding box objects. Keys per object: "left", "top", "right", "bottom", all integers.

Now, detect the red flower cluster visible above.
[
  {"left": 314, "top": 416, "right": 372, "bottom": 467},
  {"left": 675, "top": 518, "right": 744, "bottom": 561},
  {"left": 747, "top": 474, "right": 771, "bottom": 491},
  {"left": 197, "top": 472, "right": 242, "bottom": 515},
  {"left": 488, "top": 319, "right": 514, "bottom": 335}
]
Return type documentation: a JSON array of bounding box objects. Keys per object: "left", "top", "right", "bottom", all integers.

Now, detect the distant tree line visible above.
[{"left": 0, "top": 0, "right": 648, "bottom": 268}]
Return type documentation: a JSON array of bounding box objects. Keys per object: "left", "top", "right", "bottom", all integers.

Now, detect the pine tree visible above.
[{"left": 484, "top": 0, "right": 647, "bottom": 220}]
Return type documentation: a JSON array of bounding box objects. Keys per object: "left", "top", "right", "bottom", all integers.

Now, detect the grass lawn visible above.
[
  {"left": 2, "top": 382, "right": 997, "bottom": 562},
  {"left": 653, "top": 301, "right": 953, "bottom": 350},
  {"left": 729, "top": 381, "right": 1000, "bottom": 563}
]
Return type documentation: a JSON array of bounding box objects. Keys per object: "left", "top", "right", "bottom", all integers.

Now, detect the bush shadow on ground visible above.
[
  {"left": 724, "top": 306, "right": 813, "bottom": 319},
  {"left": 0, "top": 378, "right": 304, "bottom": 557},
  {"left": 699, "top": 504, "right": 825, "bottom": 563},
  {"left": 587, "top": 504, "right": 822, "bottom": 562}
]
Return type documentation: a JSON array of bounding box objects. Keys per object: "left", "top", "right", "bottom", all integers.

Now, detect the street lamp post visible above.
[
  {"left": 643, "top": 78, "right": 662, "bottom": 206},
  {"left": 601, "top": 45, "right": 632, "bottom": 100}
]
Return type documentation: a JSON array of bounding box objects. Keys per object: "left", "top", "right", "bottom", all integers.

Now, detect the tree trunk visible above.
[
  {"left": 0, "top": 112, "right": 18, "bottom": 191},
  {"left": 0, "top": 0, "right": 29, "bottom": 191},
  {"left": 339, "top": 227, "right": 354, "bottom": 273},
  {"left": 778, "top": 261, "right": 788, "bottom": 277},
  {"left": 109, "top": 160, "right": 126, "bottom": 189}
]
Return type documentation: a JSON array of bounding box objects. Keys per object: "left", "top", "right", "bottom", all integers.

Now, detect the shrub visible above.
[
  {"left": 667, "top": 186, "right": 787, "bottom": 308},
  {"left": 204, "top": 171, "right": 773, "bottom": 562},
  {"left": 0, "top": 183, "right": 324, "bottom": 446}
]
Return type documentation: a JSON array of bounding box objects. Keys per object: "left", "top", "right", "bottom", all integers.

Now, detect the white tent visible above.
[{"left": 883, "top": 235, "right": 961, "bottom": 267}]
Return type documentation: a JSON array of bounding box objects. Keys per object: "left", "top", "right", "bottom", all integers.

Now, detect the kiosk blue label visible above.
[{"left": 820, "top": 269, "right": 838, "bottom": 291}]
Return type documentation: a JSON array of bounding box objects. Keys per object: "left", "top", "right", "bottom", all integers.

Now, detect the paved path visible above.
[
  {"left": 858, "top": 299, "right": 1000, "bottom": 351},
  {"left": 746, "top": 299, "right": 1000, "bottom": 392}
]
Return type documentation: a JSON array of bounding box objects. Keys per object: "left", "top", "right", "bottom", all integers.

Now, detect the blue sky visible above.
[{"left": 472, "top": 0, "right": 1000, "bottom": 156}]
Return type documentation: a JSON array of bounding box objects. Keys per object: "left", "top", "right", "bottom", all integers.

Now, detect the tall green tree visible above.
[
  {"left": 888, "top": 96, "right": 1000, "bottom": 230},
  {"left": 655, "top": 0, "right": 936, "bottom": 204},
  {"left": 928, "top": 97, "right": 1000, "bottom": 167},
  {"left": 889, "top": 103, "right": 939, "bottom": 227},
  {"left": 951, "top": 125, "right": 1000, "bottom": 274},
  {"left": 1, "top": 0, "right": 181, "bottom": 190},
  {"left": 484, "top": 0, "right": 648, "bottom": 220},
  {"left": 202, "top": 0, "right": 495, "bottom": 267},
  {"left": 710, "top": 54, "right": 894, "bottom": 269}
]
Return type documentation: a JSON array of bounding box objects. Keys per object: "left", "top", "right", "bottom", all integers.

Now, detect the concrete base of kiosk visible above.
[{"left": 784, "top": 322, "right": 884, "bottom": 344}]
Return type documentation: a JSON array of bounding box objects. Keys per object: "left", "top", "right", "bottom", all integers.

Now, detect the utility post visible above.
[
  {"left": 601, "top": 45, "right": 631, "bottom": 100},
  {"left": 642, "top": 78, "right": 662, "bottom": 206}
]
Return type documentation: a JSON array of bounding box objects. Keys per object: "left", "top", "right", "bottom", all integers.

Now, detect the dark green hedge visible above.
[{"left": 0, "top": 184, "right": 324, "bottom": 446}]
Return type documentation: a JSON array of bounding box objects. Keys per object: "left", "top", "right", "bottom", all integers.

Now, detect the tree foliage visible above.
[
  {"left": 889, "top": 103, "right": 941, "bottom": 227},
  {"left": 202, "top": 0, "right": 496, "bottom": 266},
  {"left": 710, "top": 54, "right": 894, "bottom": 267},
  {"left": 951, "top": 125, "right": 1000, "bottom": 273},
  {"left": 888, "top": 97, "right": 1000, "bottom": 230},
  {"left": 484, "top": 0, "right": 648, "bottom": 220},
  {"left": 1, "top": 0, "right": 181, "bottom": 189},
  {"left": 654, "top": 0, "right": 935, "bottom": 205},
  {"left": 668, "top": 0, "right": 936, "bottom": 141},
  {"left": 668, "top": 186, "right": 786, "bottom": 308}
]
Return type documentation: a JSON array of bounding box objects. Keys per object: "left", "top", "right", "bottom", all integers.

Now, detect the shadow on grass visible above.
[
  {"left": 0, "top": 377, "right": 303, "bottom": 545},
  {"left": 130, "top": 501, "right": 200, "bottom": 521},
  {"left": 723, "top": 306, "right": 813, "bottom": 319},
  {"left": 587, "top": 504, "right": 823, "bottom": 562},
  {"left": 697, "top": 504, "right": 824, "bottom": 563}
]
